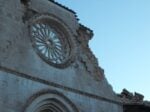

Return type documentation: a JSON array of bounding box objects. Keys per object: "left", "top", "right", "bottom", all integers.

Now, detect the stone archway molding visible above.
[{"left": 23, "top": 89, "right": 79, "bottom": 112}]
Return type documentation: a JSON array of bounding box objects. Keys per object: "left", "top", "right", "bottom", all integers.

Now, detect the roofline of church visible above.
[
  {"left": 48, "top": 0, "right": 76, "bottom": 14},
  {"left": 48, "top": 0, "right": 93, "bottom": 36},
  {"left": 79, "top": 24, "right": 94, "bottom": 39}
]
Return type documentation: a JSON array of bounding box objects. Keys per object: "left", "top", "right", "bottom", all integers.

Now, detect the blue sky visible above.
[{"left": 56, "top": 0, "right": 150, "bottom": 100}]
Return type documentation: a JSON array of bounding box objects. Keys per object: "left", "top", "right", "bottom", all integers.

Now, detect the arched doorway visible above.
[{"left": 24, "top": 90, "right": 79, "bottom": 112}]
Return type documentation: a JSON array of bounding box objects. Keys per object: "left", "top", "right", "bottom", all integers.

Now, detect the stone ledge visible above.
[{"left": 0, "top": 65, "right": 122, "bottom": 105}]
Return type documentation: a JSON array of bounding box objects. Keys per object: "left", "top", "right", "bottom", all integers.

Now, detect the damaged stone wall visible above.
[
  {"left": 0, "top": 0, "right": 123, "bottom": 112},
  {"left": 76, "top": 25, "right": 104, "bottom": 81},
  {"left": 118, "top": 89, "right": 150, "bottom": 112}
]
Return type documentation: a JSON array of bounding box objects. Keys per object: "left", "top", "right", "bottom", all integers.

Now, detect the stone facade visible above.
[{"left": 0, "top": 0, "right": 123, "bottom": 112}]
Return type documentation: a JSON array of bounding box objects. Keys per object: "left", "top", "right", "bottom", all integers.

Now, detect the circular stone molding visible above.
[
  {"left": 24, "top": 91, "right": 79, "bottom": 112},
  {"left": 29, "top": 14, "right": 75, "bottom": 68}
]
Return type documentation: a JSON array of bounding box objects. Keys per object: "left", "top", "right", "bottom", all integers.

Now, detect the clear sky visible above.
[{"left": 56, "top": 0, "right": 150, "bottom": 100}]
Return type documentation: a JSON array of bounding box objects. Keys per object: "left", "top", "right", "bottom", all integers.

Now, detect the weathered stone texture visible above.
[{"left": 0, "top": 0, "right": 123, "bottom": 112}]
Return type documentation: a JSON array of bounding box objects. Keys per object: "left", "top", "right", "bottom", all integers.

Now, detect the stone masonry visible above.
[{"left": 0, "top": 0, "right": 123, "bottom": 112}]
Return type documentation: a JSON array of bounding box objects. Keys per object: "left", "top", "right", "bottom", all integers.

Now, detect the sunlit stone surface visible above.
[{"left": 0, "top": 0, "right": 123, "bottom": 112}]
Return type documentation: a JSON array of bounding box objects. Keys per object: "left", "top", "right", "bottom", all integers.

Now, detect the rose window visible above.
[{"left": 30, "top": 19, "right": 72, "bottom": 67}]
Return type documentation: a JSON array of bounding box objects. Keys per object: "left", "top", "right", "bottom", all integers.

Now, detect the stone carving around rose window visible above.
[{"left": 29, "top": 14, "right": 75, "bottom": 68}]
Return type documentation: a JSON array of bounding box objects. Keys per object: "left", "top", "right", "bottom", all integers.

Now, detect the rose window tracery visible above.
[{"left": 29, "top": 15, "right": 74, "bottom": 68}]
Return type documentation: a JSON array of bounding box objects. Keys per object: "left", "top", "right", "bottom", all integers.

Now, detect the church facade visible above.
[{"left": 0, "top": 0, "right": 148, "bottom": 112}]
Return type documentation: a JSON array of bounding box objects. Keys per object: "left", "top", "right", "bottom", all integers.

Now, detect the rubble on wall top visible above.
[{"left": 118, "top": 89, "right": 150, "bottom": 107}]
